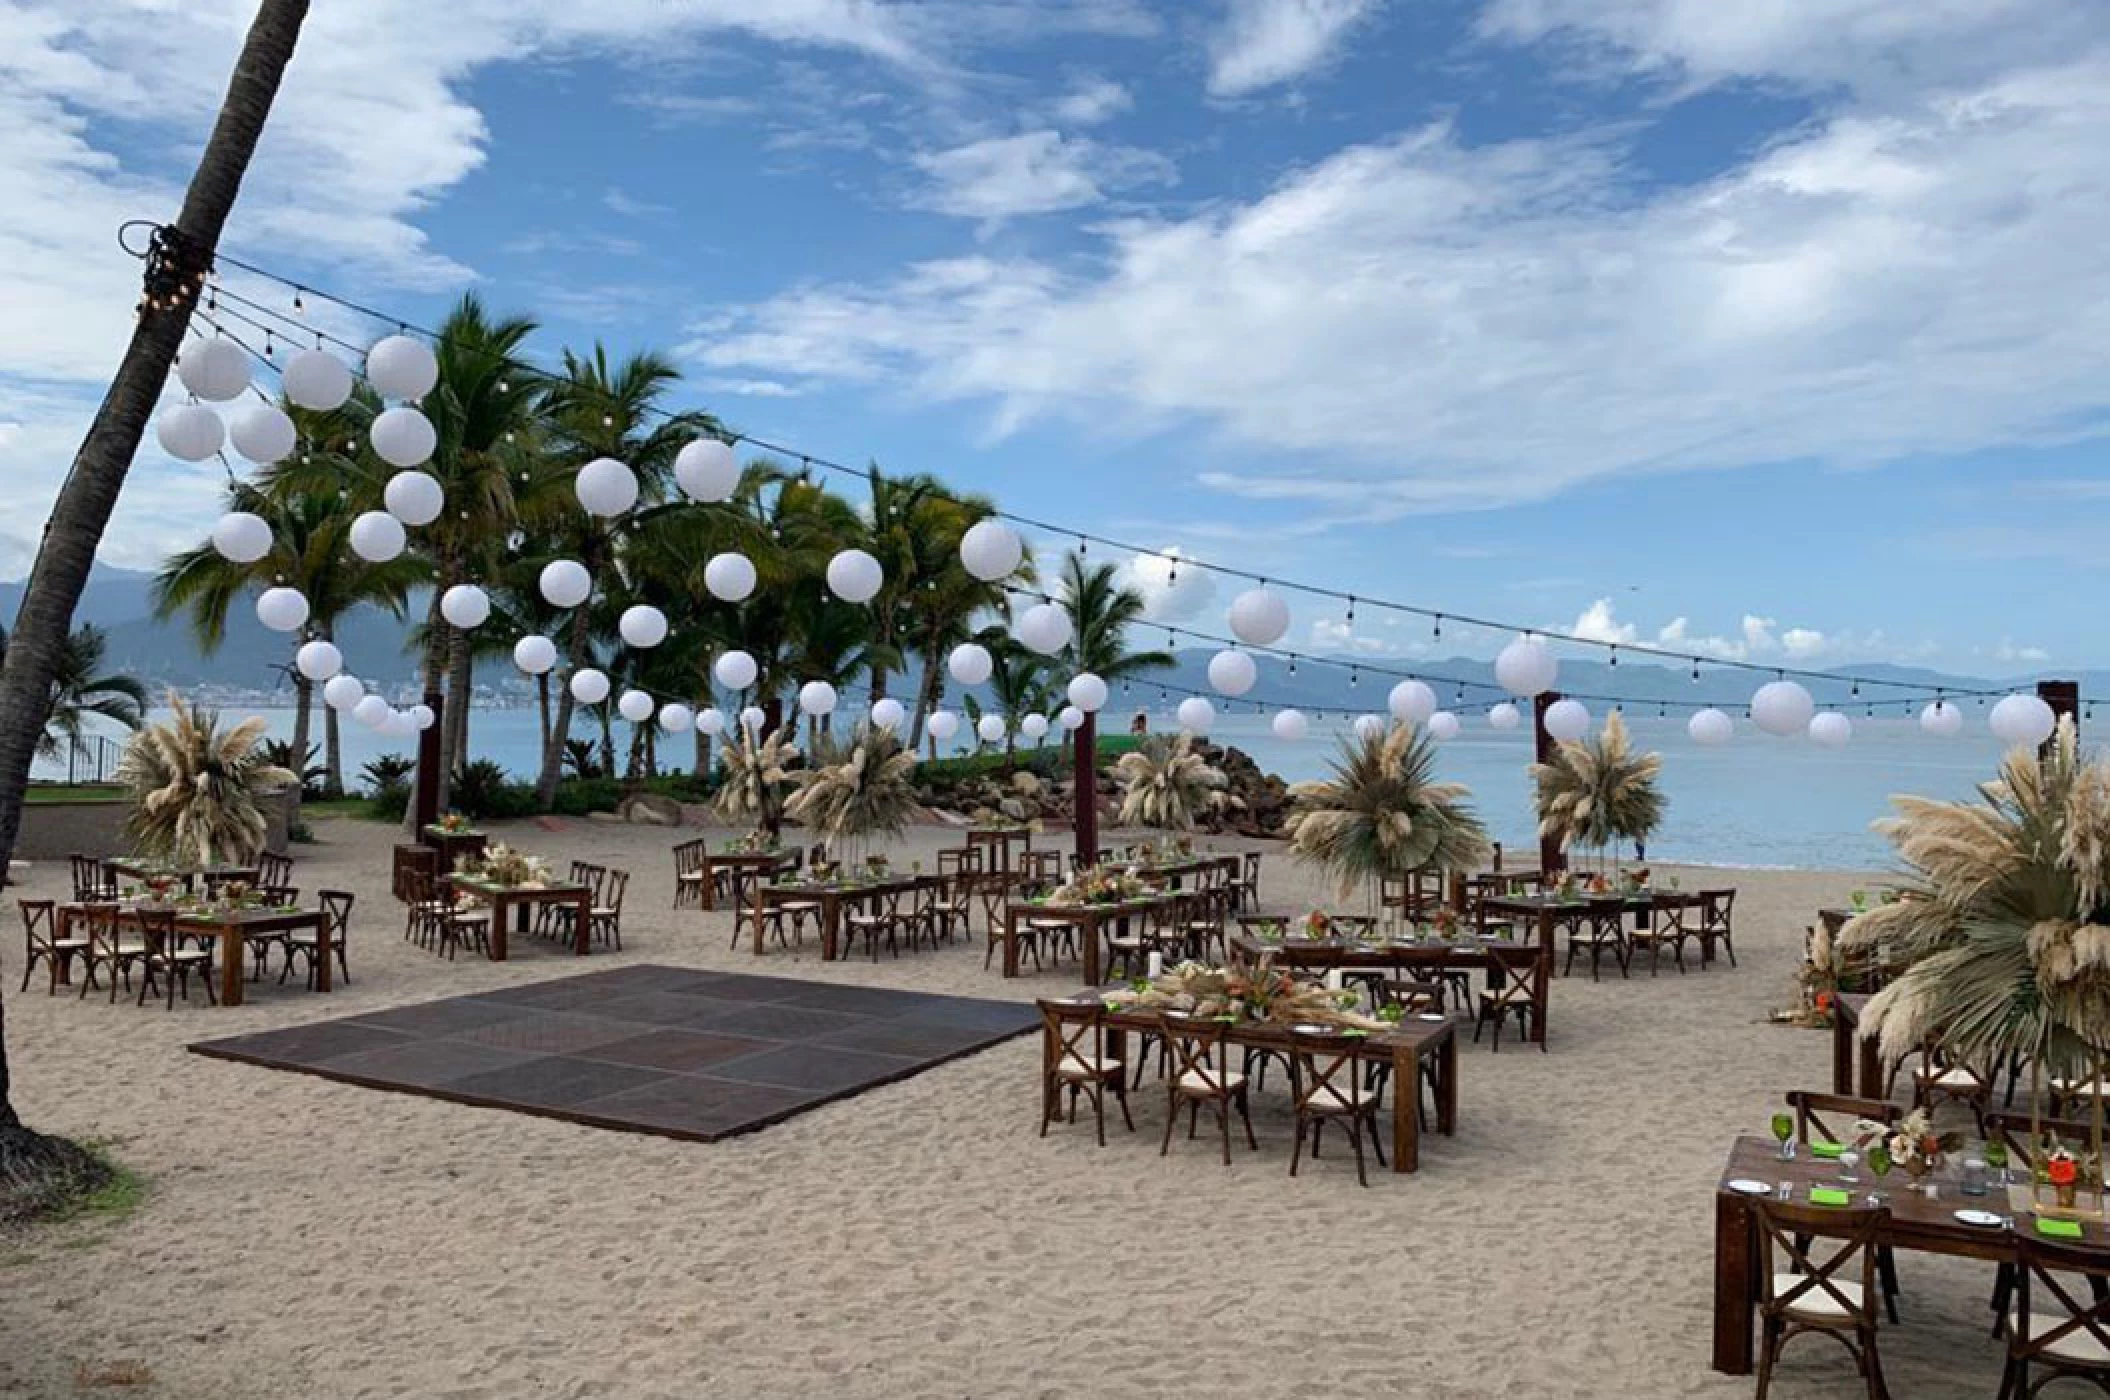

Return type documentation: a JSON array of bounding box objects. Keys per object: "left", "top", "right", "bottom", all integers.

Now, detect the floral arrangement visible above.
[
  {"left": 1430, "top": 907, "right": 1461, "bottom": 940},
  {"left": 1297, "top": 909, "right": 1335, "bottom": 940},
  {"left": 1106, "top": 957, "right": 1384, "bottom": 1030},
  {"left": 1554, "top": 872, "right": 1580, "bottom": 900},
  {"left": 1623, "top": 866, "right": 1651, "bottom": 891},
  {"left": 434, "top": 811, "right": 474, "bottom": 835},
  {"left": 460, "top": 842, "right": 551, "bottom": 889},
  {"left": 1853, "top": 1108, "right": 1962, "bottom": 1184},
  {"left": 723, "top": 833, "right": 780, "bottom": 855},
  {"left": 1584, "top": 872, "right": 1610, "bottom": 895},
  {"left": 1050, "top": 867, "right": 1147, "bottom": 906},
  {"left": 2035, "top": 1136, "right": 2103, "bottom": 1206}
]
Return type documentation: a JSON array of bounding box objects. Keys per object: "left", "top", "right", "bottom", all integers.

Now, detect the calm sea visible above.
[{"left": 45, "top": 705, "right": 2021, "bottom": 872}]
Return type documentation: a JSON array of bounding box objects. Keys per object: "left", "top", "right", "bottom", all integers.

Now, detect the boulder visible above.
[
  {"left": 1011, "top": 770, "right": 1043, "bottom": 797},
  {"left": 999, "top": 798, "right": 1030, "bottom": 822},
  {"left": 619, "top": 793, "right": 685, "bottom": 827}
]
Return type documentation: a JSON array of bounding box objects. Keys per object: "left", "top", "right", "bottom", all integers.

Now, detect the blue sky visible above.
[{"left": 5, "top": 0, "right": 2109, "bottom": 674}]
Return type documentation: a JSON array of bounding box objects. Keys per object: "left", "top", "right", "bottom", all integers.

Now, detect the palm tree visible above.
[
  {"left": 1114, "top": 735, "right": 1227, "bottom": 832},
  {"left": 1529, "top": 709, "right": 1665, "bottom": 869},
  {"left": 1056, "top": 552, "right": 1173, "bottom": 862},
  {"left": 0, "top": 624, "right": 147, "bottom": 766},
  {"left": 1285, "top": 723, "right": 1491, "bottom": 908},
  {"left": 153, "top": 477, "right": 419, "bottom": 795},
  {"left": 0, "top": 0, "right": 306, "bottom": 1212},
  {"left": 959, "top": 629, "right": 1055, "bottom": 762},
  {"left": 1842, "top": 720, "right": 2110, "bottom": 1080},
  {"left": 714, "top": 722, "right": 800, "bottom": 839}
]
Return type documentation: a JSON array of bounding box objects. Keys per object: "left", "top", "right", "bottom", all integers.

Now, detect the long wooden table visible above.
[
  {"left": 1830, "top": 992, "right": 1884, "bottom": 1098},
  {"left": 1227, "top": 929, "right": 1550, "bottom": 1039},
  {"left": 447, "top": 877, "right": 592, "bottom": 960},
  {"left": 1001, "top": 893, "right": 1181, "bottom": 983},
  {"left": 1711, "top": 1134, "right": 2096, "bottom": 1374},
  {"left": 60, "top": 901, "right": 330, "bottom": 1007},
  {"left": 103, "top": 859, "right": 258, "bottom": 893},
  {"left": 1054, "top": 986, "right": 1458, "bottom": 1173},
  {"left": 750, "top": 874, "right": 938, "bottom": 961},
  {"left": 699, "top": 849, "right": 799, "bottom": 912}
]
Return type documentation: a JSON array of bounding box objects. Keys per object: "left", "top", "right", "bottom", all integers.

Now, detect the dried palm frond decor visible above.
[
  {"left": 114, "top": 691, "right": 296, "bottom": 869},
  {"left": 784, "top": 725, "right": 917, "bottom": 868},
  {"left": 1284, "top": 722, "right": 1490, "bottom": 916},
  {"left": 1838, "top": 718, "right": 2110, "bottom": 1213},
  {"left": 1113, "top": 735, "right": 1227, "bottom": 832},
  {"left": 1530, "top": 709, "right": 1664, "bottom": 871},
  {"left": 713, "top": 724, "right": 800, "bottom": 839},
  {"left": 1104, "top": 956, "right": 1385, "bottom": 1030}
]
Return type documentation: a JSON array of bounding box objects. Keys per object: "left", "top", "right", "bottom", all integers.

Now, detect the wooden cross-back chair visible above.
[
  {"left": 1036, "top": 999, "right": 1133, "bottom": 1146},
  {"left": 1157, "top": 1010, "right": 1257, "bottom": 1166},
  {"left": 671, "top": 837, "right": 708, "bottom": 908},
  {"left": 70, "top": 854, "right": 117, "bottom": 903},
  {"left": 1286, "top": 1026, "right": 1386, "bottom": 1187},
  {"left": 18, "top": 898, "right": 85, "bottom": 996},
  {"left": 2006, "top": 1232, "right": 2110, "bottom": 1397},
  {"left": 1474, "top": 941, "right": 1544, "bottom": 1053},
  {"left": 135, "top": 905, "right": 214, "bottom": 1009},
  {"left": 1982, "top": 1113, "right": 2110, "bottom": 1341},
  {"left": 257, "top": 850, "right": 293, "bottom": 887},
  {"left": 1787, "top": 1091, "right": 1901, "bottom": 1146},
  {"left": 1699, "top": 888, "right": 1738, "bottom": 966},
  {"left": 1752, "top": 1198, "right": 1891, "bottom": 1400}
]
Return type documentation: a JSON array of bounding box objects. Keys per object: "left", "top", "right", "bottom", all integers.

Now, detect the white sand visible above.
[{"left": 0, "top": 815, "right": 2009, "bottom": 1398}]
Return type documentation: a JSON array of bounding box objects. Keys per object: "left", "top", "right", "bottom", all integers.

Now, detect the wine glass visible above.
[
  {"left": 1983, "top": 1140, "right": 2010, "bottom": 1187},
  {"left": 1837, "top": 1148, "right": 1861, "bottom": 1184},
  {"left": 1867, "top": 1144, "right": 1893, "bottom": 1204},
  {"left": 1772, "top": 1113, "right": 1796, "bottom": 1162}
]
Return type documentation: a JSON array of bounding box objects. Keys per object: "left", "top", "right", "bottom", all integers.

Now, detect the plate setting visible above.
[
  {"left": 1727, "top": 1179, "right": 1772, "bottom": 1197},
  {"left": 1954, "top": 1209, "right": 2006, "bottom": 1228}
]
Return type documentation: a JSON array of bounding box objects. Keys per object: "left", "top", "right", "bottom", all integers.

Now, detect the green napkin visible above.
[
  {"left": 1809, "top": 1187, "right": 1851, "bottom": 1207},
  {"left": 1809, "top": 1141, "right": 1846, "bottom": 1160},
  {"left": 2038, "top": 1218, "right": 2085, "bottom": 1239}
]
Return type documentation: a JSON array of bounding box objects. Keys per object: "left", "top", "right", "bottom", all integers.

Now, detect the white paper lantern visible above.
[
  {"left": 1688, "top": 707, "right": 1734, "bottom": 746},
  {"left": 1488, "top": 702, "right": 1521, "bottom": 732},
  {"left": 255, "top": 586, "right": 309, "bottom": 633},
  {"left": 538, "top": 558, "right": 591, "bottom": 609},
  {"left": 948, "top": 643, "right": 993, "bottom": 687},
  {"left": 1067, "top": 672, "right": 1109, "bottom": 713},
  {"left": 1020, "top": 713, "right": 1049, "bottom": 740},
  {"left": 383, "top": 470, "right": 444, "bottom": 527},
  {"left": 409, "top": 704, "right": 436, "bottom": 731},
  {"left": 1388, "top": 679, "right": 1437, "bottom": 726},
  {"left": 440, "top": 584, "right": 489, "bottom": 629},
  {"left": 618, "top": 604, "right": 668, "bottom": 649},
  {"left": 927, "top": 710, "right": 961, "bottom": 742},
  {"left": 1543, "top": 697, "right": 1590, "bottom": 742},
  {"left": 1177, "top": 697, "right": 1216, "bottom": 735},
  {"left": 177, "top": 337, "right": 251, "bottom": 402},
  {"left": 352, "top": 694, "right": 391, "bottom": 729},
  {"left": 826, "top": 548, "right": 884, "bottom": 604},
  {"left": 1059, "top": 705, "right": 1085, "bottom": 732},
  {"left": 295, "top": 640, "right": 342, "bottom": 681},
  {"left": 229, "top": 405, "right": 296, "bottom": 465},
  {"left": 1228, "top": 588, "right": 1290, "bottom": 647},
  {"left": 1016, "top": 602, "right": 1070, "bottom": 655},
  {"left": 366, "top": 334, "right": 438, "bottom": 400},
  {"left": 740, "top": 705, "right": 766, "bottom": 733},
  {"left": 959, "top": 521, "right": 1023, "bottom": 581},
  {"left": 714, "top": 649, "right": 758, "bottom": 691},
  {"left": 1271, "top": 708, "right": 1310, "bottom": 741},
  {"left": 976, "top": 714, "right": 1007, "bottom": 744},
  {"left": 570, "top": 668, "right": 611, "bottom": 705},
  {"left": 618, "top": 688, "right": 655, "bottom": 723},
  {"left": 1809, "top": 711, "right": 1852, "bottom": 747},
  {"left": 798, "top": 681, "right": 838, "bottom": 716},
  {"left": 704, "top": 553, "right": 756, "bottom": 602},
  {"left": 1990, "top": 693, "right": 2057, "bottom": 747},
  {"left": 348, "top": 510, "right": 406, "bottom": 563},
  {"left": 1207, "top": 649, "right": 1258, "bottom": 697},
  {"left": 674, "top": 438, "right": 739, "bottom": 503},
  {"left": 697, "top": 707, "right": 726, "bottom": 737},
  {"left": 513, "top": 634, "right": 558, "bottom": 675},
  {"left": 371, "top": 405, "right": 436, "bottom": 468},
  {"left": 1919, "top": 699, "right": 1963, "bottom": 736},
  {"left": 575, "top": 456, "right": 638, "bottom": 517},
  {"left": 393, "top": 710, "right": 425, "bottom": 739},
  {"left": 1427, "top": 711, "right": 1462, "bottom": 741},
  {"left": 1751, "top": 679, "right": 1815, "bottom": 737},
  {"left": 157, "top": 403, "right": 225, "bottom": 462},
  {"left": 1353, "top": 714, "right": 1386, "bottom": 741},
  {"left": 658, "top": 702, "right": 694, "bottom": 734},
  {"left": 870, "top": 697, "right": 906, "bottom": 732},
  {"left": 211, "top": 511, "right": 272, "bottom": 564},
  {"left": 282, "top": 348, "right": 352, "bottom": 411},
  {"left": 323, "top": 675, "right": 365, "bottom": 711},
  {"left": 1495, "top": 638, "right": 1558, "bottom": 697}
]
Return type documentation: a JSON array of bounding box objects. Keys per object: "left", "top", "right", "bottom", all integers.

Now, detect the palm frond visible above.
[
  {"left": 1528, "top": 709, "right": 1664, "bottom": 856},
  {"left": 1114, "top": 735, "right": 1227, "bottom": 832},
  {"left": 114, "top": 692, "right": 296, "bottom": 867},
  {"left": 1283, "top": 722, "right": 1490, "bottom": 899}
]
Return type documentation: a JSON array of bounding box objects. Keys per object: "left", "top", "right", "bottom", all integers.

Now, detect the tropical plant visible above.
[
  {"left": 113, "top": 692, "right": 297, "bottom": 868},
  {"left": 1530, "top": 710, "right": 1665, "bottom": 867},
  {"left": 360, "top": 753, "right": 417, "bottom": 797},
  {"left": 1284, "top": 723, "right": 1491, "bottom": 906},
  {"left": 713, "top": 724, "right": 800, "bottom": 837},
  {"left": 784, "top": 726, "right": 918, "bottom": 863},
  {"left": 1114, "top": 735, "right": 1227, "bottom": 832},
  {"left": 1840, "top": 719, "right": 2110, "bottom": 1076},
  {"left": 563, "top": 737, "right": 603, "bottom": 780},
  {"left": 259, "top": 738, "right": 326, "bottom": 800},
  {"left": 0, "top": 623, "right": 147, "bottom": 762}
]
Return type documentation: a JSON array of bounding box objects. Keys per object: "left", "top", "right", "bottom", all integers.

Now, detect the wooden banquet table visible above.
[
  {"left": 699, "top": 848, "right": 799, "bottom": 912},
  {"left": 1228, "top": 928, "right": 1553, "bottom": 1043},
  {"left": 1710, "top": 1134, "right": 2097, "bottom": 1374},
  {"left": 103, "top": 858, "right": 258, "bottom": 893},
  {"left": 1001, "top": 892, "right": 1180, "bottom": 983},
  {"left": 59, "top": 900, "right": 330, "bottom": 1007},
  {"left": 749, "top": 873, "right": 940, "bottom": 961},
  {"left": 1128, "top": 853, "right": 1240, "bottom": 889},
  {"left": 1054, "top": 987, "right": 1458, "bottom": 1173},
  {"left": 1830, "top": 991, "right": 1884, "bottom": 1099},
  {"left": 446, "top": 876, "right": 592, "bottom": 960}
]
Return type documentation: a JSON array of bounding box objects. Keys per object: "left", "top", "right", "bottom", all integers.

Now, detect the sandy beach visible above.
[{"left": 0, "top": 816, "right": 2004, "bottom": 1398}]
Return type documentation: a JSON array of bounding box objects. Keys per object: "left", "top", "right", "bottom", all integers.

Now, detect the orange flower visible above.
[
  {"left": 1814, "top": 991, "right": 1833, "bottom": 1011},
  {"left": 2050, "top": 1157, "right": 2079, "bottom": 1186}
]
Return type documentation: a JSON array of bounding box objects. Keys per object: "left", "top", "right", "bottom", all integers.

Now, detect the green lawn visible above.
[{"left": 23, "top": 784, "right": 126, "bottom": 804}]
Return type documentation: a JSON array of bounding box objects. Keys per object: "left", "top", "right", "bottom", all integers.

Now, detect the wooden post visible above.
[
  {"left": 1073, "top": 710, "right": 1098, "bottom": 870},
  {"left": 1533, "top": 691, "right": 1564, "bottom": 875},
  {"left": 2040, "top": 678, "right": 2080, "bottom": 757},
  {"left": 413, "top": 685, "right": 444, "bottom": 837}
]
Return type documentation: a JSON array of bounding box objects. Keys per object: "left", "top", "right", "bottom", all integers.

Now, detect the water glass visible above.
[
  {"left": 1960, "top": 1158, "right": 1990, "bottom": 1198},
  {"left": 1837, "top": 1149, "right": 1860, "bottom": 1184}
]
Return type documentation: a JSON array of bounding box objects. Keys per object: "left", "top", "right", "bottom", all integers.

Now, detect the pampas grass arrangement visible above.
[
  {"left": 1284, "top": 722, "right": 1490, "bottom": 905},
  {"left": 1113, "top": 735, "right": 1227, "bottom": 833},
  {"left": 114, "top": 691, "right": 295, "bottom": 868},
  {"left": 784, "top": 726, "right": 918, "bottom": 865},
  {"left": 1531, "top": 709, "right": 1664, "bottom": 869}
]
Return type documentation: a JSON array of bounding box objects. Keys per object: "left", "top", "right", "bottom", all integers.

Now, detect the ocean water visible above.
[{"left": 47, "top": 705, "right": 2018, "bottom": 872}]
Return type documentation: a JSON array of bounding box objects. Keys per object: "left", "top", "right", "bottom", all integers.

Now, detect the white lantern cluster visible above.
[
  {"left": 705, "top": 553, "right": 756, "bottom": 602},
  {"left": 1015, "top": 602, "right": 1070, "bottom": 655},
  {"left": 871, "top": 697, "right": 906, "bottom": 733},
  {"left": 230, "top": 406, "right": 296, "bottom": 465},
  {"left": 371, "top": 406, "right": 437, "bottom": 468},
  {"left": 1495, "top": 638, "right": 1558, "bottom": 697},
  {"left": 949, "top": 643, "right": 993, "bottom": 687},
  {"left": 1542, "top": 697, "right": 1590, "bottom": 742},
  {"left": 539, "top": 559, "right": 592, "bottom": 609},
  {"left": 211, "top": 511, "right": 273, "bottom": 564},
  {"left": 658, "top": 702, "right": 694, "bottom": 734},
  {"left": 1271, "top": 708, "right": 1309, "bottom": 741},
  {"left": 1750, "top": 680, "right": 1814, "bottom": 737},
  {"left": 440, "top": 584, "right": 489, "bottom": 629},
  {"left": 697, "top": 707, "right": 726, "bottom": 736},
  {"left": 1058, "top": 705, "right": 1085, "bottom": 732},
  {"left": 323, "top": 675, "right": 365, "bottom": 711},
  {"left": 178, "top": 338, "right": 251, "bottom": 401},
  {"left": 1427, "top": 711, "right": 1461, "bottom": 741},
  {"left": 976, "top": 714, "right": 1006, "bottom": 745},
  {"left": 1228, "top": 588, "right": 1290, "bottom": 648},
  {"left": 575, "top": 457, "right": 638, "bottom": 517},
  {"left": 570, "top": 668, "right": 611, "bottom": 705},
  {"left": 157, "top": 403, "right": 225, "bottom": 462},
  {"left": 1809, "top": 711, "right": 1852, "bottom": 747},
  {"left": 295, "top": 640, "right": 342, "bottom": 681},
  {"left": 1919, "top": 699, "right": 1963, "bottom": 736},
  {"left": 1990, "top": 693, "right": 2057, "bottom": 747},
  {"left": 1487, "top": 702, "right": 1521, "bottom": 732},
  {"left": 619, "top": 604, "right": 668, "bottom": 649},
  {"left": 714, "top": 649, "right": 758, "bottom": 691},
  {"left": 366, "top": 335, "right": 438, "bottom": 400},
  {"left": 826, "top": 549, "right": 884, "bottom": 604},
  {"left": 1688, "top": 708, "right": 1733, "bottom": 745},
  {"left": 282, "top": 348, "right": 352, "bottom": 411},
  {"left": 1353, "top": 714, "right": 1386, "bottom": 741},
  {"left": 255, "top": 586, "right": 309, "bottom": 633},
  {"left": 1207, "top": 649, "right": 1257, "bottom": 697},
  {"left": 618, "top": 689, "right": 655, "bottom": 724},
  {"left": 1176, "top": 697, "right": 1215, "bottom": 736},
  {"left": 1388, "top": 679, "right": 1436, "bottom": 726},
  {"left": 514, "top": 635, "right": 558, "bottom": 675},
  {"left": 1067, "top": 673, "right": 1107, "bottom": 713},
  {"left": 741, "top": 705, "right": 766, "bottom": 733},
  {"left": 349, "top": 510, "right": 406, "bottom": 563},
  {"left": 927, "top": 710, "right": 961, "bottom": 742},
  {"left": 959, "top": 521, "right": 1023, "bottom": 581},
  {"left": 383, "top": 470, "right": 444, "bottom": 527},
  {"left": 798, "top": 681, "right": 838, "bottom": 717},
  {"left": 1019, "top": 713, "right": 1049, "bottom": 740},
  {"left": 674, "top": 438, "right": 739, "bottom": 503}
]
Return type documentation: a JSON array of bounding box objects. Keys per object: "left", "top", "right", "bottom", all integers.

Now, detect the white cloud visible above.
[
  {"left": 1113, "top": 546, "right": 1218, "bottom": 622},
  {"left": 910, "top": 131, "right": 1175, "bottom": 223},
  {"left": 703, "top": 51, "right": 2110, "bottom": 524},
  {"left": 1309, "top": 616, "right": 1394, "bottom": 655},
  {"left": 1994, "top": 637, "right": 2051, "bottom": 664},
  {"left": 1568, "top": 598, "right": 1637, "bottom": 645},
  {"left": 1049, "top": 75, "right": 1132, "bottom": 126},
  {"left": 602, "top": 187, "right": 670, "bottom": 218},
  {"left": 1208, "top": 0, "right": 1381, "bottom": 97}
]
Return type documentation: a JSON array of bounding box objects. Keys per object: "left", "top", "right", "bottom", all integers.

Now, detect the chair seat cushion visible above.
[
  {"left": 1771, "top": 1274, "right": 1865, "bottom": 1321},
  {"left": 591, "top": 906, "right": 618, "bottom": 918},
  {"left": 1306, "top": 1083, "right": 1374, "bottom": 1112},
  {"left": 2053, "top": 1078, "right": 2110, "bottom": 1099},
  {"left": 676, "top": 872, "right": 703, "bottom": 883},
  {"left": 50, "top": 937, "right": 92, "bottom": 950},
  {"left": 1057, "top": 1053, "right": 1121, "bottom": 1079},
  {"left": 2012, "top": 1308, "right": 2110, "bottom": 1364},
  {"left": 1177, "top": 1069, "right": 1246, "bottom": 1094},
  {"left": 1924, "top": 1067, "right": 1986, "bottom": 1091}
]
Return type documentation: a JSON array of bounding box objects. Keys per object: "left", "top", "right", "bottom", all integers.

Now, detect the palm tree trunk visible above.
[
  {"left": 535, "top": 670, "right": 552, "bottom": 761},
  {"left": 1073, "top": 710, "right": 1099, "bottom": 867},
  {"left": 444, "top": 626, "right": 471, "bottom": 779},
  {"left": 535, "top": 609, "right": 587, "bottom": 807},
  {"left": 0, "top": 0, "right": 307, "bottom": 1188},
  {"left": 412, "top": 585, "right": 449, "bottom": 829},
  {"left": 289, "top": 667, "right": 313, "bottom": 789},
  {"left": 911, "top": 650, "right": 944, "bottom": 751},
  {"left": 323, "top": 700, "right": 342, "bottom": 798}
]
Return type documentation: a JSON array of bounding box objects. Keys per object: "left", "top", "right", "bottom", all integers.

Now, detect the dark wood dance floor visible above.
[{"left": 189, "top": 964, "right": 1038, "bottom": 1142}]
